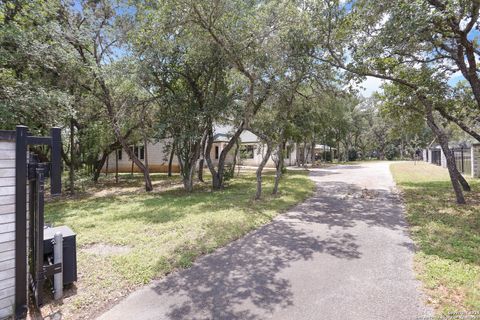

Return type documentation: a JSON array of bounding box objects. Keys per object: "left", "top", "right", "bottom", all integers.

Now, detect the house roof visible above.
[
  {"left": 212, "top": 133, "right": 230, "bottom": 143},
  {"left": 314, "top": 144, "right": 336, "bottom": 150},
  {"left": 213, "top": 125, "right": 260, "bottom": 143}
]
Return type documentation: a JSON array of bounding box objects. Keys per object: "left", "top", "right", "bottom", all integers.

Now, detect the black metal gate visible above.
[
  {"left": 14, "top": 126, "right": 62, "bottom": 317},
  {"left": 431, "top": 150, "right": 441, "bottom": 166},
  {"left": 453, "top": 147, "right": 472, "bottom": 175}
]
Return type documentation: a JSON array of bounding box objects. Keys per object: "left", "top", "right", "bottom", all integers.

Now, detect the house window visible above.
[
  {"left": 130, "top": 145, "right": 145, "bottom": 160},
  {"left": 215, "top": 146, "right": 219, "bottom": 159},
  {"left": 240, "top": 145, "right": 255, "bottom": 159},
  {"left": 117, "top": 149, "right": 122, "bottom": 160},
  {"left": 285, "top": 146, "right": 290, "bottom": 159}
]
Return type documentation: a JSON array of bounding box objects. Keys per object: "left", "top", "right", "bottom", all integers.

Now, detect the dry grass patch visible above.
[{"left": 391, "top": 162, "right": 480, "bottom": 315}]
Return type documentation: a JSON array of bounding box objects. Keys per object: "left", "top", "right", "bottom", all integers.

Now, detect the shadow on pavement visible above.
[
  {"left": 148, "top": 176, "right": 409, "bottom": 319},
  {"left": 152, "top": 216, "right": 360, "bottom": 319}
]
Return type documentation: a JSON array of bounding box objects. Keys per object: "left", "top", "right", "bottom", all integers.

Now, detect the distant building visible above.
[{"left": 101, "top": 126, "right": 312, "bottom": 174}]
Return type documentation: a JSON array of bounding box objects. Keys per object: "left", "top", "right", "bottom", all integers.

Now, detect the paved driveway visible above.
[{"left": 98, "top": 162, "right": 432, "bottom": 320}]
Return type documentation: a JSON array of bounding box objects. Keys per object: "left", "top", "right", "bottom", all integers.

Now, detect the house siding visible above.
[
  {"left": 102, "top": 136, "right": 299, "bottom": 174},
  {"left": 0, "top": 141, "right": 16, "bottom": 319},
  {"left": 102, "top": 140, "right": 181, "bottom": 173}
]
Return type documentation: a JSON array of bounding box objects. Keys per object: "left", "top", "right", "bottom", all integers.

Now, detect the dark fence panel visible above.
[
  {"left": 431, "top": 150, "right": 441, "bottom": 166},
  {"left": 453, "top": 148, "right": 472, "bottom": 175}
]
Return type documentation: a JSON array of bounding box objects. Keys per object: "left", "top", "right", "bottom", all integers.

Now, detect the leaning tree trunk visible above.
[
  {"left": 198, "top": 134, "right": 207, "bottom": 182},
  {"left": 255, "top": 143, "right": 272, "bottom": 200},
  {"left": 425, "top": 107, "right": 466, "bottom": 204},
  {"left": 93, "top": 151, "right": 109, "bottom": 183},
  {"left": 168, "top": 141, "right": 175, "bottom": 177},
  {"left": 457, "top": 172, "right": 471, "bottom": 191},
  {"left": 105, "top": 103, "right": 152, "bottom": 191},
  {"left": 272, "top": 141, "right": 285, "bottom": 195},
  {"left": 230, "top": 137, "right": 240, "bottom": 177},
  {"left": 205, "top": 122, "right": 245, "bottom": 190}
]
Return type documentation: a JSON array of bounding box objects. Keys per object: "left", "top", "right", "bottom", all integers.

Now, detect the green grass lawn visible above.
[
  {"left": 42, "top": 170, "right": 314, "bottom": 318},
  {"left": 390, "top": 162, "right": 480, "bottom": 314}
]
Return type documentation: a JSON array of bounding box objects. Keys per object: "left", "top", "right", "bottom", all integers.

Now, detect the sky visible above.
[
  {"left": 358, "top": 77, "right": 383, "bottom": 98},
  {"left": 358, "top": 73, "right": 469, "bottom": 98}
]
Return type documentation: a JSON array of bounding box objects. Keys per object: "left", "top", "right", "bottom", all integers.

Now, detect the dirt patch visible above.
[{"left": 83, "top": 243, "right": 132, "bottom": 256}]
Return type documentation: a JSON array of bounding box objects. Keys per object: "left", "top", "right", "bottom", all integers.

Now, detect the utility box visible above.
[{"left": 43, "top": 226, "right": 77, "bottom": 285}]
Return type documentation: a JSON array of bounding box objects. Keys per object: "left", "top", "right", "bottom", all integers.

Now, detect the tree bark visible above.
[
  {"left": 424, "top": 106, "right": 466, "bottom": 204},
  {"left": 144, "top": 138, "right": 149, "bottom": 173},
  {"left": 230, "top": 137, "right": 240, "bottom": 177},
  {"left": 311, "top": 140, "right": 316, "bottom": 164},
  {"left": 103, "top": 90, "right": 152, "bottom": 190},
  {"left": 177, "top": 138, "right": 202, "bottom": 192},
  {"left": 115, "top": 149, "right": 119, "bottom": 183},
  {"left": 198, "top": 134, "right": 207, "bottom": 182},
  {"left": 168, "top": 141, "right": 175, "bottom": 177},
  {"left": 255, "top": 142, "right": 272, "bottom": 200},
  {"left": 105, "top": 155, "right": 109, "bottom": 176},
  {"left": 93, "top": 151, "right": 108, "bottom": 183},
  {"left": 69, "top": 119, "right": 75, "bottom": 194},
  {"left": 205, "top": 121, "right": 245, "bottom": 190},
  {"left": 272, "top": 140, "right": 285, "bottom": 195}
]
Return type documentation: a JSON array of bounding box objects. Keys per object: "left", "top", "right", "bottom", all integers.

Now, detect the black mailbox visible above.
[{"left": 43, "top": 226, "right": 77, "bottom": 285}]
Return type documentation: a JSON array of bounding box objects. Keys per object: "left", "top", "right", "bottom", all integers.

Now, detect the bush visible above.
[
  {"left": 224, "top": 164, "right": 235, "bottom": 181},
  {"left": 348, "top": 149, "right": 358, "bottom": 161}
]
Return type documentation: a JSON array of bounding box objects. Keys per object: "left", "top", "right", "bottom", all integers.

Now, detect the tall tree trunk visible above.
[
  {"left": 198, "top": 134, "right": 207, "bottom": 182},
  {"left": 296, "top": 142, "right": 301, "bottom": 167},
  {"left": 230, "top": 138, "right": 240, "bottom": 177},
  {"left": 205, "top": 121, "right": 245, "bottom": 190},
  {"left": 198, "top": 158, "right": 204, "bottom": 182},
  {"left": 178, "top": 155, "right": 196, "bottom": 192},
  {"left": 272, "top": 140, "right": 285, "bottom": 195},
  {"left": 302, "top": 141, "right": 307, "bottom": 166},
  {"left": 177, "top": 138, "right": 202, "bottom": 192},
  {"left": 131, "top": 157, "right": 134, "bottom": 176},
  {"left": 255, "top": 142, "right": 272, "bottom": 200},
  {"left": 93, "top": 151, "right": 108, "bottom": 183},
  {"left": 144, "top": 138, "right": 149, "bottom": 173},
  {"left": 344, "top": 141, "right": 349, "bottom": 162},
  {"left": 311, "top": 141, "right": 316, "bottom": 164},
  {"left": 69, "top": 119, "right": 75, "bottom": 194},
  {"left": 425, "top": 107, "right": 466, "bottom": 204},
  {"left": 168, "top": 141, "right": 175, "bottom": 177},
  {"left": 115, "top": 149, "right": 119, "bottom": 183},
  {"left": 105, "top": 155, "right": 109, "bottom": 176}
]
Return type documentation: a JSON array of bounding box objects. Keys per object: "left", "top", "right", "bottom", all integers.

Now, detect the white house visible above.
[{"left": 101, "top": 126, "right": 300, "bottom": 174}]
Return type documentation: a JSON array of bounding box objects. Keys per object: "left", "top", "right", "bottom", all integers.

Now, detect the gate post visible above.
[
  {"left": 471, "top": 143, "right": 480, "bottom": 178},
  {"left": 14, "top": 126, "right": 28, "bottom": 318}
]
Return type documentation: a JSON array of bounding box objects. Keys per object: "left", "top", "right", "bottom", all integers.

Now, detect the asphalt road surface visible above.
[{"left": 98, "top": 162, "right": 433, "bottom": 320}]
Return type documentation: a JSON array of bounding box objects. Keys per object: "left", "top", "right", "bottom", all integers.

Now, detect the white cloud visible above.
[{"left": 358, "top": 76, "right": 383, "bottom": 97}]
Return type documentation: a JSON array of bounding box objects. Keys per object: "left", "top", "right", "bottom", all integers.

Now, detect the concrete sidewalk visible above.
[{"left": 98, "top": 162, "right": 432, "bottom": 320}]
